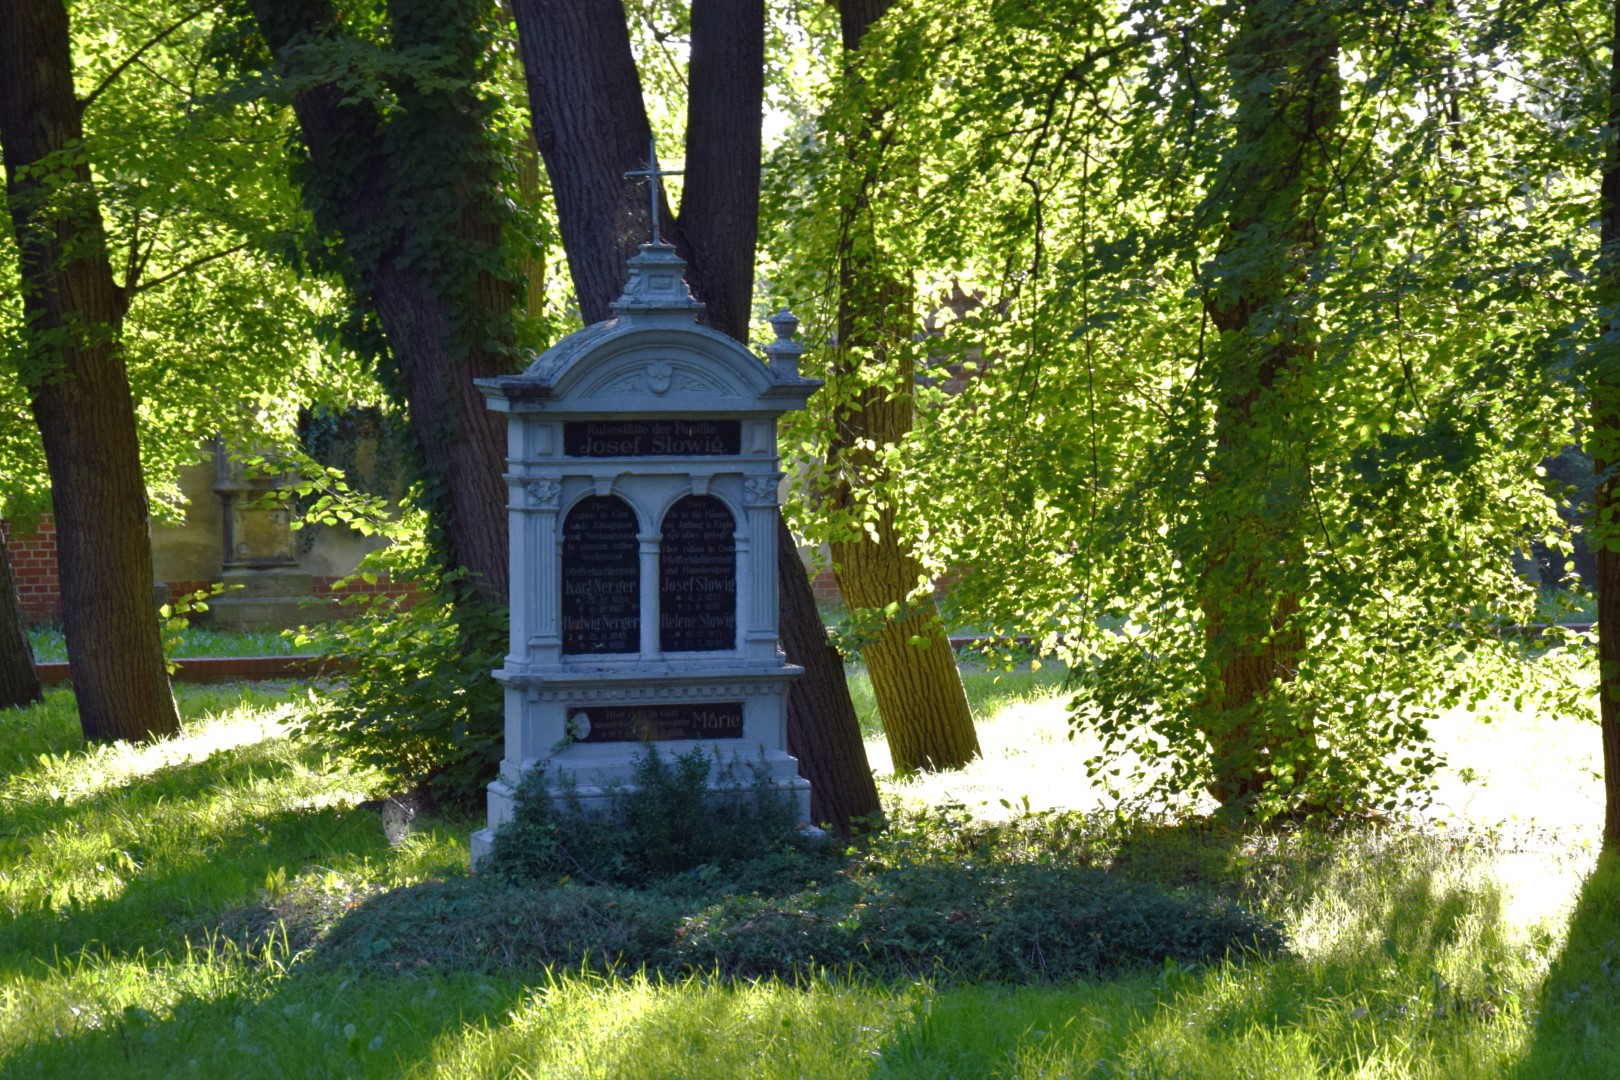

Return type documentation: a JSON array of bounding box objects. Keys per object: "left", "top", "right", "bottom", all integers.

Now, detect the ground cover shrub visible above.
[
  {"left": 325, "top": 784, "right": 1283, "bottom": 983},
  {"left": 486, "top": 746, "right": 810, "bottom": 887}
]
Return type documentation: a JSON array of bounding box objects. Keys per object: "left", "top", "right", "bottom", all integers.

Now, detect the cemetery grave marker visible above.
[{"left": 469, "top": 234, "right": 819, "bottom": 864}]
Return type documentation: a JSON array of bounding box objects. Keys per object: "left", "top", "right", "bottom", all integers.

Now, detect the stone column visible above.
[
  {"left": 639, "top": 531, "right": 662, "bottom": 659},
  {"left": 521, "top": 478, "right": 562, "bottom": 667},
  {"left": 743, "top": 473, "right": 782, "bottom": 660},
  {"left": 733, "top": 527, "right": 751, "bottom": 654}
]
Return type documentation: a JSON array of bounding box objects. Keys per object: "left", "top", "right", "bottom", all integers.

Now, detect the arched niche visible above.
[
  {"left": 659, "top": 494, "right": 737, "bottom": 653},
  {"left": 560, "top": 495, "right": 640, "bottom": 654}
]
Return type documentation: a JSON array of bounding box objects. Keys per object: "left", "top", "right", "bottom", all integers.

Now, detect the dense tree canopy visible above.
[
  {"left": 0, "top": 0, "right": 370, "bottom": 523},
  {"left": 4, "top": 0, "right": 1618, "bottom": 837},
  {"left": 763, "top": 0, "right": 1601, "bottom": 818}
]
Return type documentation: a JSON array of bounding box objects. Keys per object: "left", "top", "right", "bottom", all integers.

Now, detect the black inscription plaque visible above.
[
  {"left": 660, "top": 495, "right": 736, "bottom": 652},
  {"left": 561, "top": 496, "right": 639, "bottom": 654},
  {"left": 564, "top": 419, "right": 741, "bottom": 458},
  {"left": 566, "top": 702, "right": 744, "bottom": 743}
]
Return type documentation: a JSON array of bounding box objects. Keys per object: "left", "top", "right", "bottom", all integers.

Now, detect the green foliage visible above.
[
  {"left": 0, "top": 0, "right": 372, "bottom": 522},
  {"left": 487, "top": 746, "right": 808, "bottom": 888},
  {"left": 289, "top": 495, "right": 504, "bottom": 806},
  {"left": 670, "top": 818, "right": 1283, "bottom": 983},
  {"left": 353, "top": 798, "right": 1283, "bottom": 984},
  {"left": 223, "top": 0, "right": 563, "bottom": 587},
  {"left": 761, "top": 0, "right": 1598, "bottom": 820},
  {"left": 156, "top": 582, "right": 238, "bottom": 673}
]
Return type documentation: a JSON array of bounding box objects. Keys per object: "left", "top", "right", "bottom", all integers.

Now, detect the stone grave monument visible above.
[{"left": 469, "top": 238, "right": 820, "bottom": 865}]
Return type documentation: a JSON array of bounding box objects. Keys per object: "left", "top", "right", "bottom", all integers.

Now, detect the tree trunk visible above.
[
  {"left": 513, "top": 0, "right": 658, "bottom": 327},
  {"left": 0, "top": 0, "right": 179, "bottom": 742},
  {"left": 512, "top": 0, "right": 881, "bottom": 830},
  {"left": 1594, "top": 0, "right": 1620, "bottom": 847},
  {"left": 515, "top": 127, "right": 547, "bottom": 320},
  {"left": 831, "top": 0, "right": 979, "bottom": 773},
  {"left": 247, "top": 0, "right": 515, "bottom": 607},
  {"left": 778, "top": 515, "right": 882, "bottom": 832},
  {"left": 1195, "top": 0, "right": 1338, "bottom": 811},
  {"left": 0, "top": 538, "right": 42, "bottom": 710}
]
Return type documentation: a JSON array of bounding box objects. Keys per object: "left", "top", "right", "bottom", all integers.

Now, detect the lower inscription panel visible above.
[{"left": 566, "top": 701, "right": 744, "bottom": 743}]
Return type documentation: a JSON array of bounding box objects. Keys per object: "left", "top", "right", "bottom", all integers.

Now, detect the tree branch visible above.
[
  {"left": 79, "top": 4, "right": 217, "bottom": 114},
  {"left": 131, "top": 241, "right": 250, "bottom": 294}
]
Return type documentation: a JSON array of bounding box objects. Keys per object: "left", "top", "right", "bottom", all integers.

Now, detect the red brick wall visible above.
[
  {"left": 313, "top": 573, "right": 422, "bottom": 607},
  {"left": 2, "top": 516, "right": 61, "bottom": 625},
  {"left": 2, "top": 516, "right": 430, "bottom": 626},
  {"left": 810, "top": 566, "right": 841, "bottom": 605}
]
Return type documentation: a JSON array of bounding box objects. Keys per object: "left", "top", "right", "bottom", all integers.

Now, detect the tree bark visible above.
[
  {"left": 0, "top": 537, "right": 42, "bottom": 709},
  {"left": 513, "top": 0, "right": 657, "bottom": 327},
  {"left": 778, "top": 515, "right": 881, "bottom": 832},
  {"left": 1195, "top": 0, "right": 1338, "bottom": 810},
  {"left": 247, "top": 0, "right": 515, "bottom": 607},
  {"left": 515, "top": 127, "right": 548, "bottom": 320},
  {"left": 831, "top": 0, "right": 980, "bottom": 773},
  {"left": 1594, "top": 0, "right": 1620, "bottom": 846},
  {"left": 0, "top": 0, "right": 179, "bottom": 741},
  {"left": 512, "top": 0, "right": 880, "bottom": 830}
]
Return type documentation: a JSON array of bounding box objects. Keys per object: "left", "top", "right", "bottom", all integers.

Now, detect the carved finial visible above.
[{"left": 765, "top": 309, "right": 804, "bottom": 379}]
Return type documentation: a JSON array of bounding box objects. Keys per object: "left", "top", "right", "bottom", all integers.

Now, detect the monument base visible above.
[{"left": 208, "top": 568, "right": 338, "bottom": 631}]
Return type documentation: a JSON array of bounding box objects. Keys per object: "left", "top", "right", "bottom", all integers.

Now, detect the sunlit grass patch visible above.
[
  {"left": 0, "top": 661, "right": 1616, "bottom": 1078},
  {"left": 865, "top": 659, "right": 1123, "bottom": 820},
  {"left": 412, "top": 969, "right": 907, "bottom": 1079},
  {"left": 847, "top": 655, "right": 1068, "bottom": 742}
]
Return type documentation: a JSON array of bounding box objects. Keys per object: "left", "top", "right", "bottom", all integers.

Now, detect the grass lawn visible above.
[
  {"left": 0, "top": 663, "right": 1616, "bottom": 1078},
  {"left": 25, "top": 625, "right": 298, "bottom": 662}
]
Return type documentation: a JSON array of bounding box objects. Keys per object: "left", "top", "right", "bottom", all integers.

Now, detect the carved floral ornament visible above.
[
  {"left": 743, "top": 474, "right": 783, "bottom": 507},
  {"left": 603, "top": 361, "right": 717, "bottom": 397},
  {"left": 523, "top": 477, "right": 562, "bottom": 509}
]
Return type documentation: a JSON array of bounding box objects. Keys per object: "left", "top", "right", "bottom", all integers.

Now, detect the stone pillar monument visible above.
[{"left": 470, "top": 242, "right": 820, "bottom": 865}]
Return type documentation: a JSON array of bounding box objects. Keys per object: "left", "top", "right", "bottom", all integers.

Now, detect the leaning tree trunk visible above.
[
  {"left": 830, "top": 0, "right": 979, "bottom": 773},
  {"left": 0, "top": 0, "right": 179, "bottom": 742},
  {"left": 1594, "top": 0, "right": 1620, "bottom": 847},
  {"left": 248, "top": 0, "right": 515, "bottom": 607},
  {"left": 512, "top": 0, "right": 881, "bottom": 831},
  {"left": 1194, "top": 0, "right": 1338, "bottom": 811},
  {"left": 0, "top": 538, "right": 42, "bottom": 709},
  {"left": 777, "top": 515, "right": 882, "bottom": 832}
]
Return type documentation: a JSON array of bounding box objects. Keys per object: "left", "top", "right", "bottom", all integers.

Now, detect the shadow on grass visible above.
[
  {"left": 0, "top": 819, "right": 1539, "bottom": 1079},
  {"left": 0, "top": 681, "right": 1570, "bottom": 1079},
  {"left": 1513, "top": 848, "right": 1620, "bottom": 1080},
  {"left": 0, "top": 686, "right": 473, "bottom": 975},
  {"left": 806, "top": 834, "right": 1521, "bottom": 1079}
]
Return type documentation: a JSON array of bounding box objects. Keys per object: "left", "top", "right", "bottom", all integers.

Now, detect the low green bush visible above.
[
  {"left": 290, "top": 504, "right": 504, "bottom": 807},
  {"left": 324, "top": 784, "right": 1285, "bottom": 984},
  {"left": 486, "top": 746, "right": 811, "bottom": 887},
  {"left": 671, "top": 860, "right": 1280, "bottom": 981}
]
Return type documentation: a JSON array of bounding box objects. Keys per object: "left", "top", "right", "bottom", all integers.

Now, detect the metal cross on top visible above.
[{"left": 623, "top": 138, "right": 683, "bottom": 246}]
